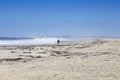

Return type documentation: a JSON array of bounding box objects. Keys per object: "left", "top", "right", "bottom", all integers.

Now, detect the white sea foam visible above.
[{"left": 0, "top": 37, "right": 68, "bottom": 46}]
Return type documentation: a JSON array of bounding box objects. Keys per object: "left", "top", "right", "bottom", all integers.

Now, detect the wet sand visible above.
[{"left": 0, "top": 38, "right": 120, "bottom": 80}]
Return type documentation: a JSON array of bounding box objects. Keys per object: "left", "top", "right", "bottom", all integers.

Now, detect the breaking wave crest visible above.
[{"left": 0, "top": 37, "right": 67, "bottom": 46}]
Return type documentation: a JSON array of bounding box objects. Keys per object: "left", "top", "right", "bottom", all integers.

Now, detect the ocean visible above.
[
  {"left": 0, "top": 36, "right": 89, "bottom": 46},
  {"left": 0, "top": 37, "right": 69, "bottom": 46}
]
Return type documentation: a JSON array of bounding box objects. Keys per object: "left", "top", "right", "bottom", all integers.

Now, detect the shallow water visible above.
[{"left": 0, "top": 37, "right": 68, "bottom": 46}]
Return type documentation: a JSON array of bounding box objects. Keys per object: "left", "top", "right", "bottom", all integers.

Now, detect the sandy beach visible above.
[{"left": 0, "top": 38, "right": 120, "bottom": 80}]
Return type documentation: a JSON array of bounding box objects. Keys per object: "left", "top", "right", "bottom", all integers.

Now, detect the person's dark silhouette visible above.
[{"left": 57, "top": 39, "right": 60, "bottom": 45}]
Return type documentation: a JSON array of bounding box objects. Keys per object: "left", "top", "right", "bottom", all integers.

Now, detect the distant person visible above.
[{"left": 57, "top": 39, "right": 60, "bottom": 45}]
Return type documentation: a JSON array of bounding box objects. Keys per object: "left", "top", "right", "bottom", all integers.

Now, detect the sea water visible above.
[
  {"left": 0, "top": 37, "right": 68, "bottom": 46},
  {"left": 0, "top": 36, "right": 88, "bottom": 46}
]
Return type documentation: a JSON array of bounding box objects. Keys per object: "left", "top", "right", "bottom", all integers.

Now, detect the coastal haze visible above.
[{"left": 0, "top": 0, "right": 120, "bottom": 80}]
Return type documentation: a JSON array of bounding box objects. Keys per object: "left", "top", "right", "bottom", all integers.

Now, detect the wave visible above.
[{"left": 0, "top": 37, "right": 68, "bottom": 46}]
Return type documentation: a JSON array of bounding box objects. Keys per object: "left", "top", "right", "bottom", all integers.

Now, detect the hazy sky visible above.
[{"left": 0, "top": 0, "right": 120, "bottom": 37}]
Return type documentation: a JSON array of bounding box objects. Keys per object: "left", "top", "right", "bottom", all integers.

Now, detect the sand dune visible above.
[{"left": 0, "top": 38, "right": 120, "bottom": 80}]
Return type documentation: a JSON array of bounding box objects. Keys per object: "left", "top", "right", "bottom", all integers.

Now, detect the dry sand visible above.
[{"left": 0, "top": 38, "right": 120, "bottom": 80}]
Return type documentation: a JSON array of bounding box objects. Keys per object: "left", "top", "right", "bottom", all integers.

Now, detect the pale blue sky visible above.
[{"left": 0, "top": 0, "right": 120, "bottom": 37}]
